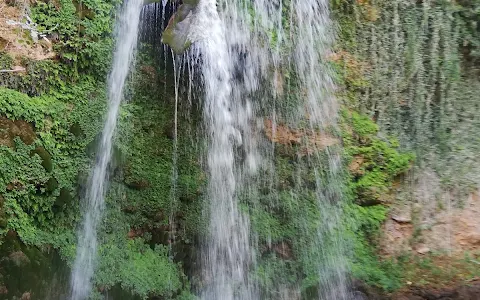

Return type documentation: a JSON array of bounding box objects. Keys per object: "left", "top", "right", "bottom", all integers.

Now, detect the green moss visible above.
[
  {"left": 31, "top": 0, "right": 117, "bottom": 78},
  {"left": 0, "top": 82, "right": 106, "bottom": 252},
  {"left": 0, "top": 52, "right": 14, "bottom": 70},
  {"left": 329, "top": 0, "right": 480, "bottom": 289},
  {"left": 95, "top": 237, "right": 190, "bottom": 299},
  {"left": 337, "top": 110, "right": 414, "bottom": 290},
  {"left": 0, "top": 1, "right": 200, "bottom": 298},
  {"left": 86, "top": 49, "right": 203, "bottom": 297},
  {"left": 341, "top": 110, "right": 414, "bottom": 207}
]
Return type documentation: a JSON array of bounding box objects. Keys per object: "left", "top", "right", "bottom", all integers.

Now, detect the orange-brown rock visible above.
[
  {"left": 20, "top": 292, "right": 30, "bottom": 300},
  {"left": 140, "top": 65, "right": 159, "bottom": 85},
  {"left": 264, "top": 119, "right": 302, "bottom": 145},
  {"left": 349, "top": 155, "right": 365, "bottom": 176},
  {"left": 263, "top": 119, "right": 339, "bottom": 156},
  {"left": 273, "top": 70, "right": 284, "bottom": 97},
  {"left": 0, "top": 0, "right": 55, "bottom": 63},
  {"left": 6, "top": 180, "right": 23, "bottom": 191},
  {"left": 328, "top": 51, "right": 369, "bottom": 83},
  {"left": 381, "top": 191, "right": 480, "bottom": 257},
  {"left": 128, "top": 227, "right": 145, "bottom": 239}
]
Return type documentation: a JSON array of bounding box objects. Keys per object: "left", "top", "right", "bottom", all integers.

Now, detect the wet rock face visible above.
[
  {"left": 381, "top": 191, "right": 480, "bottom": 256},
  {"left": 263, "top": 119, "right": 340, "bottom": 156}
]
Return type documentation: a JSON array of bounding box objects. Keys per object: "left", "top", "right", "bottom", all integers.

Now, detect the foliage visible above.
[
  {"left": 95, "top": 236, "right": 190, "bottom": 299},
  {"left": 400, "top": 252, "right": 480, "bottom": 288},
  {"left": 113, "top": 48, "right": 205, "bottom": 239},
  {"left": 243, "top": 135, "right": 350, "bottom": 297},
  {"left": 86, "top": 48, "right": 204, "bottom": 298},
  {"left": 0, "top": 87, "right": 64, "bottom": 122},
  {"left": 31, "top": 0, "right": 119, "bottom": 78},
  {"left": 0, "top": 0, "right": 203, "bottom": 298},
  {"left": 455, "top": 0, "right": 480, "bottom": 64},
  {"left": 0, "top": 55, "right": 73, "bottom": 96},
  {"left": 342, "top": 110, "right": 414, "bottom": 206},
  {"left": 338, "top": 110, "right": 414, "bottom": 291},
  {"left": 334, "top": 0, "right": 480, "bottom": 201},
  {"left": 1, "top": 0, "right": 118, "bottom": 95},
  {"left": 2, "top": 0, "right": 479, "bottom": 297},
  {"left": 344, "top": 203, "right": 403, "bottom": 291},
  {"left": 0, "top": 82, "right": 106, "bottom": 249},
  {"left": 254, "top": 253, "right": 298, "bottom": 295},
  {"left": 332, "top": 0, "right": 480, "bottom": 290}
]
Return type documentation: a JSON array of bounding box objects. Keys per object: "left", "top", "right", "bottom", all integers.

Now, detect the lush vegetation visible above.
[
  {"left": 332, "top": 0, "right": 480, "bottom": 293},
  {"left": 341, "top": 110, "right": 413, "bottom": 291},
  {"left": 0, "top": 0, "right": 196, "bottom": 298},
  {"left": 90, "top": 49, "right": 203, "bottom": 299},
  {"left": 333, "top": 0, "right": 480, "bottom": 201}
]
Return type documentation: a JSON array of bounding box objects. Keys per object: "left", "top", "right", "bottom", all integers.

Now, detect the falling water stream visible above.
[
  {"left": 184, "top": 0, "right": 351, "bottom": 299},
  {"left": 191, "top": 1, "right": 257, "bottom": 299},
  {"left": 69, "top": 1, "right": 143, "bottom": 299}
]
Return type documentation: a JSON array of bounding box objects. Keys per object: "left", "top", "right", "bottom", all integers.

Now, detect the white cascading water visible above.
[
  {"left": 69, "top": 1, "right": 143, "bottom": 299},
  {"left": 292, "top": 0, "right": 337, "bottom": 127},
  {"left": 292, "top": 1, "right": 351, "bottom": 299},
  {"left": 181, "top": 0, "right": 351, "bottom": 299},
  {"left": 188, "top": 1, "right": 258, "bottom": 299}
]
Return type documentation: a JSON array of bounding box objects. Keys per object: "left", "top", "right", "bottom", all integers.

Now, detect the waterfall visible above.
[
  {"left": 66, "top": 0, "right": 350, "bottom": 297},
  {"left": 69, "top": 1, "right": 143, "bottom": 299},
  {"left": 290, "top": 1, "right": 351, "bottom": 299},
  {"left": 189, "top": 1, "right": 258, "bottom": 299},
  {"left": 177, "top": 0, "right": 351, "bottom": 299}
]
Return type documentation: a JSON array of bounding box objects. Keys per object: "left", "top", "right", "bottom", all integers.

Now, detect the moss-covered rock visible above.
[
  {"left": 0, "top": 116, "right": 36, "bottom": 149},
  {"left": 161, "top": 3, "right": 198, "bottom": 54}
]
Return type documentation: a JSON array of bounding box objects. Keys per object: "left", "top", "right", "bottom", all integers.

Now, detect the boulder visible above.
[
  {"left": 161, "top": 1, "right": 200, "bottom": 54},
  {"left": 392, "top": 215, "right": 412, "bottom": 224}
]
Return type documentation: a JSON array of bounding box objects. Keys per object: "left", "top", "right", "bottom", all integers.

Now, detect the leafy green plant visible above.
[
  {"left": 342, "top": 110, "right": 414, "bottom": 206},
  {"left": 95, "top": 237, "right": 191, "bottom": 299},
  {"left": 31, "top": 0, "right": 118, "bottom": 78},
  {"left": 337, "top": 110, "right": 415, "bottom": 291}
]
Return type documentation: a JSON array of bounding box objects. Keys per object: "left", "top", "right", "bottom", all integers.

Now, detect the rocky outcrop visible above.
[
  {"left": 0, "top": 0, "right": 55, "bottom": 63},
  {"left": 391, "top": 282, "right": 480, "bottom": 300},
  {"left": 263, "top": 119, "right": 339, "bottom": 156},
  {"left": 381, "top": 190, "right": 480, "bottom": 256},
  {"left": 0, "top": 232, "right": 69, "bottom": 299},
  {"left": 161, "top": 0, "right": 200, "bottom": 54}
]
